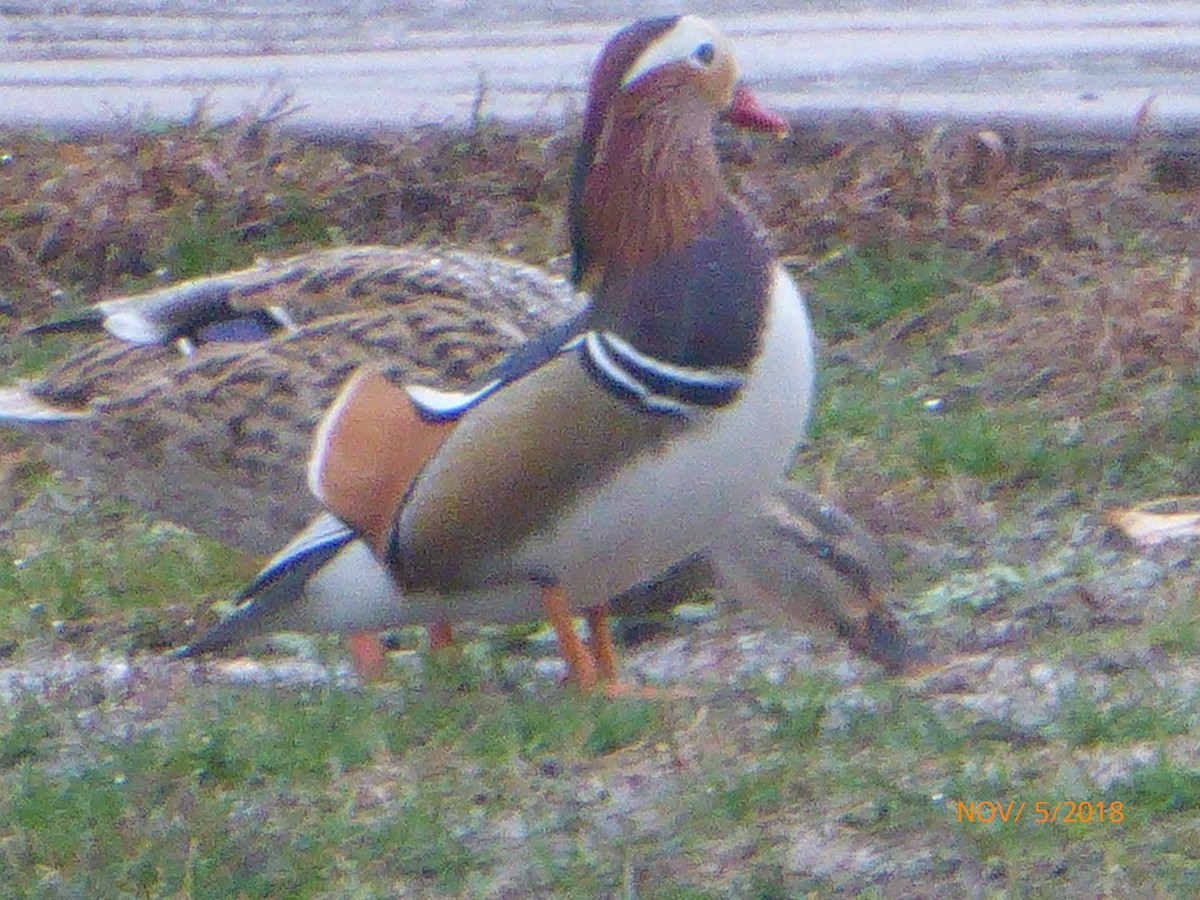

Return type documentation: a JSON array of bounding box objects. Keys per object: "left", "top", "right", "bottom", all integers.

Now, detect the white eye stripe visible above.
[{"left": 621, "top": 15, "right": 731, "bottom": 88}]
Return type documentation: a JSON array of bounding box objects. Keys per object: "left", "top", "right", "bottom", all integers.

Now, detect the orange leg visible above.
[
  {"left": 541, "top": 584, "right": 597, "bottom": 689},
  {"left": 587, "top": 604, "right": 695, "bottom": 699},
  {"left": 348, "top": 631, "right": 387, "bottom": 680},
  {"left": 427, "top": 620, "right": 454, "bottom": 650},
  {"left": 585, "top": 605, "right": 619, "bottom": 683}
]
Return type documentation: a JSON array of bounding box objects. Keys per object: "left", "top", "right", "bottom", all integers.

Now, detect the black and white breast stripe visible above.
[
  {"left": 580, "top": 330, "right": 745, "bottom": 415},
  {"left": 402, "top": 312, "right": 745, "bottom": 422},
  {"left": 406, "top": 380, "right": 502, "bottom": 424}
]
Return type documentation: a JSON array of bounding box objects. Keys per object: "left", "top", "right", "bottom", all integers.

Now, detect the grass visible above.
[
  {"left": 0, "top": 335, "right": 75, "bottom": 378},
  {"left": 809, "top": 361, "right": 1102, "bottom": 497},
  {"left": 1056, "top": 692, "right": 1192, "bottom": 749},
  {"left": 0, "top": 703, "right": 58, "bottom": 769},
  {"left": 0, "top": 496, "right": 254, "bottom": 646},
  {"left": 806, "top": 245, "right": 975, "bottom": 339},
  {"left": 1127, "top": 765, "right": 1200, "bottom": 816},
  {"left": 0, "top": 680, "right": 703, "bottom": 896},
  {"left": 5, "top": 112, "right": 1200, "bottom": 894},
  {"left": 2, "top": 643, "right": 1197, "bottom": 895}
]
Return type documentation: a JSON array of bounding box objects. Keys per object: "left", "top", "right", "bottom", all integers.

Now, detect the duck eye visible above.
[{"left": 693, "top": 42, "right": 715, "bottom": 66}]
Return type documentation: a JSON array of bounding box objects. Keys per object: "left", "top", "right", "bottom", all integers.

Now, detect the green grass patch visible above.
[
  {"left": 806, "top": 362, "right": 921, "bottom": 445},
  {"left": 1056, "top": 693, "right": 1191, "bottom": 748},
  {"left": 917, "top": 409, "right": 1010, "bottom": 479},
  {"left": 0, "top": 498, "right": 255, "bottom": 640},
  {"left": 384, "top": 684, "right": 497, "bottom": 757},
  {"left": 8, "top": 767, "right": 133, "bottom": 886},
  {"left": 807, "top": 358, "right": 1101, "bottom": 492},
  {"left": 361, "top": 804, "right": 478, "bottom": 889},
  {"left": 866, "top": 690, "right": 973, "bottom": 758},
  {"left": 165, "top": 208, "right": 258, "bottom": 278},
  {"left": 1112, "top": 376, "right": 1200, "bottom": 494},
  {"left": 1126, "top": 763, "right": 1200, "bottom": 817},
  {"left": 807, "top": 246, "right": 971, "bottom": 338},
  {"left": 753, "top": 675, "right": 830, "bottom": 747},
  {"left": 584, "top": 699, "right": 658, "bottom": 755},
  {"left": 1146, "top": 606, "right": 1200, "bottom": 656},
  {"left": 132, "top": 689, "right": 387, "bottom": 790},
  {"left": 494, "top": 691, "right": 593, "bottom": 759},
  {"left": 715, "top": 763, "right": 790, "bottom": 824},
  {"left": 0, "top": 703, "right": 58, "bottom": 769},
  {"left": 0, "top": 333, "right": 77, "bottom": 377},
  {"left": 642, "top": 885, "right": 723, "bottom": 900},
  {"left": 915, "top": 407, "right": 1092, "bottom": 485},
  {"left": 0, "top": 687, "right": 480, "bottom": 896},
  {"left": 163, "top": 190, "right": 332, "bottom": 281}
]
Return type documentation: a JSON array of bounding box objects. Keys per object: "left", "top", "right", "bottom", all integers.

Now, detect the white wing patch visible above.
[
  {"left": 101, "top": 310, "right": 167, "bottom": 344},
  {"left": 0, "top": 387, "right": 87, "bottom": 422},
  {"left": 405, "top": 380, "right": 501, "bottom": 420},
  {"left": 257, "top": 512, "right": 355, "bottom": 582},
  {"left": 236, "top": 512, "right": 357, "bottom": 603}
]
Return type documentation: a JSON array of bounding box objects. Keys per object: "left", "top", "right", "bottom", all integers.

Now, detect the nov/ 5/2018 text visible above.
[{"left": 956, "top": 800, "right": 1124, "bottom": 824}]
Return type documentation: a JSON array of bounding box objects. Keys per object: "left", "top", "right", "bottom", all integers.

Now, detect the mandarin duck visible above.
[
  {"left": 296, "top": 15, "right": 818, "bottom": 690},
  {"left": 3, "top": 245, "right": 590, "bottom": 675},
  {"left": 174, "top": 483, "right": 911, "bottom": 676}
]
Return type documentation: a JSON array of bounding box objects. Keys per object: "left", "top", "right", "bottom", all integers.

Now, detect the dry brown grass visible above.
[
  {"left": 0, "top": 100, "right": 577, "bottom": 315},
  {"left": 7, "top": 107, "right": 1199, "bottom": 419}
]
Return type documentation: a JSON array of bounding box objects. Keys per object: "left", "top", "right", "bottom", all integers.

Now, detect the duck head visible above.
[{"left": 570, "top": 15, "right": 788, "bottom": 288}]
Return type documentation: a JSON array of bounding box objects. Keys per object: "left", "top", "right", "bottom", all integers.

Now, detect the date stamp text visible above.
[{"left": 956, "top": 800, "right": 1123, "bottom": 825}]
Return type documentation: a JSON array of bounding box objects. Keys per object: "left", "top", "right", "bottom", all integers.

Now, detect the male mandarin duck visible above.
[
  {"left": 0, "top": 245, "right": 585, "bottom": 553},
  {"left": 3, "top": 245, "right": 591, "bottom": 674},
  {"left": 6, "top": 240, "right": 891, "bottom": 681},
  {"left": 298, "top": 15, "right": 818, "bottom": 690},
  {"left": 174, "top": 484, "right": 911, "bottom": 676}
]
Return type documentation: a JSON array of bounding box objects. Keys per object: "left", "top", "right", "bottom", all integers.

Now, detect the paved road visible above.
[{"left": 3, "top": 2, "right": 1200, "bottom": 144}]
